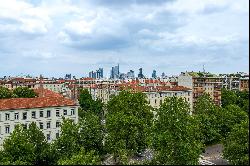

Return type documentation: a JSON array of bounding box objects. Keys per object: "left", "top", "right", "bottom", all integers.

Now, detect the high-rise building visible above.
[
  {"left": 110, "top": 64, "right": 120, "bottom": 79},
  {"left": 89, "top": 68, "right": 104, "bottom": 79},
  {"left": 161, "top": 72, "right": 166, "bottom": 78},
  {"left": 138, "top": 68, "right": 144, "bottom": 79},
  {"left": 65, "top": 74, "right": 72, "bottom": 80},
  {"left": 152, "top": 70, "right": 157, "bottom": 78},
  {"left": 96, "top": 68, "right": 103, "bottom": 79},
  {"left": 127, "top": 70, "right": 135, "bottom": 79}
]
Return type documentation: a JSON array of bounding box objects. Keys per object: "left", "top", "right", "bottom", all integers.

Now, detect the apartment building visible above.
[
  {"left": 0, "top": 88, "right": 78, "bottom": 148},
  {"left": 178, "top": 72, "right": 222, "bottom": 106},
  {"left": 2, "top": 78, "right": 37, "bottom": 89},
  {"left": 239, "top": 77, "right": 249, "bottom": 91},
  {"left": 89, "top": 83, "right": 193, "bottom": 112}
]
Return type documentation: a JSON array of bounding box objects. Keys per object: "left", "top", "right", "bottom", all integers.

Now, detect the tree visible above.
[
  {"left": 218, "top": 104, "right": 248, "bottom": 138},
  {"left": 152, "top": 97, "right": 203, "bottom": 165},
  {"left": 78, "top": 111, "right": 104, "bottom": 154},
  {"left": 193, "top": 94, "right": 221, "bottom": 145},
  {"left": 12, "top": 87, "right": 37, "bottom": 98},
  {"left": 221, "top": 88, "right": 237, "bottom": 108},
  {"left": 105, "top": 91, "right": 153, "bottom": 163},
  {"left": 223, "top": 120, "right": 249, "bottom": 165},
  {"left": 57, "top": 148, "right": 100, "bottom": 165},
  {"left": 235, "top": 90, "right": 249, "bottom": 114},
  {"left": 0, "top": 122, "right": 49, "bottom": 165},
  {"left": 52, "top": 118, "right": 80, "bottom": 161},
  {"left": 78, "top": 88, "right": 103, "bottom": 117},
  {"left": 0, "top": 86, "right": 12, "bottom": 99}
]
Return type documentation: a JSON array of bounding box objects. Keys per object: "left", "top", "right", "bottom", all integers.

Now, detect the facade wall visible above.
[{"left": 0, "top": 106, "right": 78, "bottom": 148}]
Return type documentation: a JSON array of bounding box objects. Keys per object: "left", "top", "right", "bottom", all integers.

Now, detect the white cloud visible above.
[{"left": 0, "top": 0, "right": 248, "bottom": 77}]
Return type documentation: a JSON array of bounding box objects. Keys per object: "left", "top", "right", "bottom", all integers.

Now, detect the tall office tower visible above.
[
  {"left": 65, "top": 74, "right": 72, "bottom": 80},
  {"left": 127, "top": 70, "right": 135, "bottom": 79},
  {"left": 96, "top": 68, "right": 103, "bottom": 79},
  {"left": 89, "top": 71, "right": 97, "bottom": 79},
  {"left": 161, "top": 72, "right": 166, "bottom": 78},
  {"left": 110, "top": 64, "right": 120, "bottom": 79},
  {"left": 138, "top": 68, "right": 144, "bottom": 78},
  {"left": 152, "top": 70, "right": 157, "bottom": 78}
]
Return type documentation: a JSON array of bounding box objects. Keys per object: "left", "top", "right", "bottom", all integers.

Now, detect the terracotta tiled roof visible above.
[{"left": 0, "top": 88, "right": 76, "bottom": 111}]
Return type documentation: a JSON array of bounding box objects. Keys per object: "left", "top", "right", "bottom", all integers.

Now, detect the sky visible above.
[{"left": 0, "top": 0, "right": 249, "bottom": 78}]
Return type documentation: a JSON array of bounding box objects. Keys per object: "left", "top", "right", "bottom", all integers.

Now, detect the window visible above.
[
  {"left": 56, "top": 110, "right": 60, "bottom": 117},
  {"left": 56, "top": 132, "right": 60, "bottom": 138},
  {"left": 71, "top": 109, "right": 75, "bottom": 115},
  {"left": 47, "top": 134, "right": 50, "bottom": 141},
  {"left": 63, "top": 110, "right": 67, "bottom": 116},
  {"left": 32, "top": 111, "right": 36, "bottom": 119},
  {"left": 5, "top": 113, "right": 10, "bottom": 121},
  {"left": 47, "top": 110, "right": 51, "bottom": 118},
  {"left": 5, "top": 126, "right": 10, "bottom": 133},
  {"left": 40, "top": 111, "right": 43, "bottom": 117},
  {"left": 14, "top": 113, "right": 19, "bottom": 120},
  {"left": 56, "top": 122, "right": 60, "bottom": 128},
  {"left": 39, "top": 122, "right": 43, "bottom": 129},
  {"left": 23, "top": 112, "right": 27, "bottom": 120},
  {"left": 47, "top": 122, "right": 51, "bottom": 129}
]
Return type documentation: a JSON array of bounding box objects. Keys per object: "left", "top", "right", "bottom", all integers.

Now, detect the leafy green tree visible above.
[
  {"left": 12, "top": 87, "right": 37, "bottom": 98},
  {"left": 194, "top": 94, "right": 221, "bottom": 145},
  {"left": 152, "top": 97, "right": 203, "bottom": 165},
  {"left": 78, "top": 88, "right": 104, "bottom": 117},
  {"left": 0, "top": 86, "right": 12, "bottom": 99},
  {"left": 0, "top": 122, "right": 49, "bottom": 165},
  {"left": 57, "top": 148, "right": 100, "bottom": 165},
  {"left": 105, "top": 91, "right": 153, "bottom": 163},
  {"left": 78, "top": 111, "right": 104, "bottom": 154},
  {"left": 223, "top": 120, "right": 249, "bottom": 165},
  {"left": 218, "top": 104, "right": 248, "bottom": 138},
  {"left": 235, "top": 90, "right": 249, "bottom": 114},
  {"left": 52, "top": 118, "right": 80, "bottom": 161},
  {"left": 221, "top": 88, "right": 237, "bottom": 107}
]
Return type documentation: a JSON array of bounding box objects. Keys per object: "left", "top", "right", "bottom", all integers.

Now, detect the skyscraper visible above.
[
  {"left": 89, "top": 68, "right": 104, "bottom": 79},
  {"left": 152, "top": 70, "right": 157, "bottom": 78},
  {"left": 138, "top": 68, "right": 144, "bottom": 78},
  {"left": 96, "top": 68, "right": 103, "bottom": 79},
  {"left": 127, "top": 70, "right": 135, "bottom": 79},
  {"left": 110, "top": 64, "right": 120, "bottom": 79}
]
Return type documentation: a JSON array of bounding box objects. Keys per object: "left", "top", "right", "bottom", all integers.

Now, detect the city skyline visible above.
[{"left": 0, "top": 0, "right": 249, "bottom": 77}]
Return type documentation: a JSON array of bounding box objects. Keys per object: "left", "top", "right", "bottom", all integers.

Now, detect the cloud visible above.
[{"left": 0, "top": 0, "right": 248, "bottom": 77}]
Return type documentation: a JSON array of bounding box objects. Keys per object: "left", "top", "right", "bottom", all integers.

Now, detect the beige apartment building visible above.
[{"left": 178, "top": 72, "right": 222, "bottom": 106}]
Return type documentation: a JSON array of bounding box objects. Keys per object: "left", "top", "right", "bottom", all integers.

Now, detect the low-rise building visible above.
[{"left": 0, "top": 88, "right": 78, "bottom": 148}]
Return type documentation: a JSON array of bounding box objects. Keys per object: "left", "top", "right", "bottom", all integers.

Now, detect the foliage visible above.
[
  {"left": 222, "top": 88, "right": 249, "bottom": 114},
  {"left": 105, "top": 91, "right": 153, "bottom": 163},
  {"left": 78, "top": 111, "right": 104, "bottom": 154},
  {"left": 0, "top": 86, "right": 12, "bottom": 99},
  {"left": 52, "top": 118, "right": 80, "bottom": 161},
  {"left": 0, "top": 122, "right": 49, "bottom": 165},
  {"left": 223, "top": 120, "right": 249, "bottom": 165},
  {"left": 152, "top": 96, "right": 203, "bottom": 165},
  {"left": 12, "top": 87, "right": 37, "bottom": 98},
  {"left": 218, "top": 104, "right": 248, "bottom": 138},
  {"left": 221, "top": 88, "right": 237, "bottom": 107},
  {"left": 58, "top": 148, "right": 100, "bottom": 165},
  {"left": 194, "top": 94, "right": 221, "bottom": 145},
  {"left": 78, "top": 88, "right": 104, "bottom": 117}
]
